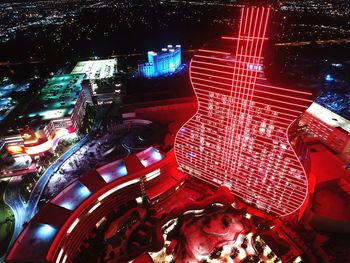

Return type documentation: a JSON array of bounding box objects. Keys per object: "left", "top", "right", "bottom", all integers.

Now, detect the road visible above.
[
  {"left": 3, "top": 121, "right": 101, "bottom": 257},
  {"left": 25, "top": 126, "right": 99, "bottom": 220},
  {"left": 2, "top": 177, "right": 27, "bottom": 258},
  {"left": 275, "top": 38, "right": 350, "bottom": 47}
]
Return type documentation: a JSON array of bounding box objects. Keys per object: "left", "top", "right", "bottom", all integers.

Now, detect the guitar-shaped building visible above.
[{"left": 175, "top": 6, "right": 317, "bottom": 216}]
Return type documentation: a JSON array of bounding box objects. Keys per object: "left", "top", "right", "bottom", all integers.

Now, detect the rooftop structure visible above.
[
  {"left": 18, "top": 74, "right": 85, "bottom": 126},
  {"left": 305, "top": 102, "right": 350, "bottom": 133},
  {"left": 0, "top": 83, "right": 30, "bottom": 122},
  {"left": 138, "top": 45, "right": 182, "bottom": 78},
  {"left": 301, "top": 102, "right": 350, "bottom": 161},
  {"left": 0, "top": 83, "right": 30, "bottom": 98},
  {"left": 71, "top": 59, "right": 118, "bottom": 80},
  {"left": 71, "top": 59, "right": 120, "bottom": 105},
  {"left": 0, "top": 97, "right": 15, "bottom": 122}
]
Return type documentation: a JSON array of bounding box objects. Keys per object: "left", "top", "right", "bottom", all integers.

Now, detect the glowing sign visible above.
[
  {"left": 174, "top": 6, "right": 316, "bottom": 216},
  {"left": 6, "top": 129, "right": 70, "bottom": 155},
  {"left": 22, "top": 133, "right": 33, "bottom": 140},
  {"left": 22, "top": 128, "right": 70, "bottom": 155},
  {"left": 6, "top": 145, "right": 24, "bottom": 154},
  {"left": 24, "top": 140, "right": 53, "bottom": 155}
]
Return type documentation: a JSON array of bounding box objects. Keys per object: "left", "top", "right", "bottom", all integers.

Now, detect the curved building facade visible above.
[{"left": 5, "top": 147, "right": 186, "bottom": 263}]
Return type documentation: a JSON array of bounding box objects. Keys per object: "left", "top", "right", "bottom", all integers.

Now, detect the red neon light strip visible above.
[
  {"left": 192, "top": 60, "right": 262, "bottom": 73},
  {"left": 176, "top": 151, "right": 306, "bottom": 190},
  {"left": 222, "top": 36, "right": 269, "bottom": 41},
  {"left": 191, "top": 65, "right": 267, "bottom": 80},
  {"left": 192, "top": 83, "right": 309, "bottom": 107},
  {"left": 230, "top": 7, "right": 268, "bottom": 174},
  {"left": 195, "top": 63, "right": 264, "bottom": 74},
  {"left": 195, "top": 55, "right": 235, "bottom": 62},
  {"left": 176, "top": 155, "right": 306, "bottom": 201},
  {"left": 193, "top": 60, "right": 240, "bottom": 70},
  {"left": 195, "top": 99, "right": 296, "bottom": 122},
  {"left": 176, "top": 153, "right": 306, "bottom": 192},
  {"left": 181, "top": 122, "right": 297, "bottom": 157},
  {"left": 198, "top": 49, "right": 232, "bottom": 55},
  {"left": 193, "top": 55, "right": 262, "bottom": 71},
  {"left": 194, "top": 82, "right": 312, "bottom": 106},
  {"left": 220, "top": 6, "right": 247, "bottom": 173},
  {"left": 236, "top": 54, "right": 264, "bottom": 59},
  {"left": 182, "top": 122, "right": 286, "bottom": 139},
  {"left": 191, "top": 70, "right": 313, "bottom": 96},
  {"left": 183, "top": 174, "right": 297, "bottom": 216},
  {"left": 223, "top": 8, "right": 249, "bottom": 172},
  {"left": 195, "top": 109, "right": 292, "bottom": 129},
  {"left": 191, "top": 77, "right": 314, "bottom": 103},
  {"left": 194, "top": 78, "right": 314, "bottom": 103},
  {"left": 196, "top": 109, "right": 292, "bottom": 128},
  {"left": 178, "top": 123, "right": 299, "bottom": 160},
  {"left": 191, "top": 106, "right": 292, "bottom": 128},
  {"left": 176, "top": 153, "right": 306, "bottom": 193},
  {"left": 194, "top": 55, "right": 262, "bottom": 64}
]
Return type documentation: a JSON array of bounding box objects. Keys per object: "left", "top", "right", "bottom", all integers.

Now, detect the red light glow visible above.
[
  {"left": 6, "top": 145, "right": 25, "bottom": 154},
  {"left": 23, "top": 128, "right": 70, "bottom": 155},
  {"left": 175, "top": 6, "right": 316, "bottom": 216}
]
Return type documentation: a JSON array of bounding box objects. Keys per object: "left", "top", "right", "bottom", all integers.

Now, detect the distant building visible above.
[
  {"left": 0, "top": 83, "right": 30, "bottom": 123},
  {"left": 138, "top": 45, "right": 181, "bottom": 78},
  {"left": 2, "top": 74, "right": 92, "bottom": 158},
  {"left": 71, "top": 59, "right": 118, "bottom": 80},
  {"left": 71, "top": 59, "right": 121, "bottom": 105}
]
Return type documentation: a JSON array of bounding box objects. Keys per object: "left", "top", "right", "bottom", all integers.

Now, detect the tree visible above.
[{"left": 81, "top": 103, "right": 96, "bottom": 134}]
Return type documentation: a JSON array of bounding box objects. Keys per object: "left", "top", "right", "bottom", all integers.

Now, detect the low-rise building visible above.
[
  {"left": 2, "top": 74, "right": 92, "bottom": 158},
  {"left": 301, "top": 102, "right": 350, "bottom": 161}
]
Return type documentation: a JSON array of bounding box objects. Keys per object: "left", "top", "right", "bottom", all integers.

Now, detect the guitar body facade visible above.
[{"left": 174, "top": 6, "right": 317, "bottom": 216}]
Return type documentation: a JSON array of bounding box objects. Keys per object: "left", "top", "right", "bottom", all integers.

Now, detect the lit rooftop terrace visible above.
[
  {"left": 17, "top": 74, "right": 85, "bottom": 127},
  {"left": 71, "top": 59, "right": 118, "bottom": 80}
]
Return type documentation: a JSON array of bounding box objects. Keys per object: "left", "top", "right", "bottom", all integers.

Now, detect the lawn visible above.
[{"left": 0, "top": 182, "right": 14, "bottom": 257}]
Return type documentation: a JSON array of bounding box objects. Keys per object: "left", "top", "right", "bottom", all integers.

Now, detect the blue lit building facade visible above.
[{"left": 139, "top": 45, "right": 182, "bottom": 78}]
